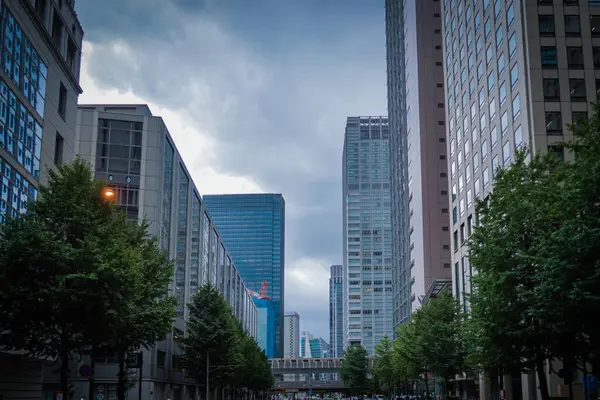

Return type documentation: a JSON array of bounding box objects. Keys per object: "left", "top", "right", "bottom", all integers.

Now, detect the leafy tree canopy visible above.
[{"left": 340, "top": 344, "right": 370, "bottom": 394}]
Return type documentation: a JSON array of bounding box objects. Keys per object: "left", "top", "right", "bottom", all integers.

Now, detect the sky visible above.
[{"left": 76, "top": 0, "right": 387, "bottom": 340}]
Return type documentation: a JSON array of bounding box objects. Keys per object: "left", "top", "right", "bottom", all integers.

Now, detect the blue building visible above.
[
  {"left": 203, "top": 194, "right": 285, "bottom": 358},
  {"left": 329, "top": 264, "right": 344, "bottom": 357},
  {"left": 255, "top": 299, "right": 275, "bottom": 358},
  {"left": 301, "top": 332, "right": 329, "bottom": 358}
]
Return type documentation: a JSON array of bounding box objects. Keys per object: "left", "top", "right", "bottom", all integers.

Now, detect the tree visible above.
[
  {"left": 182, "top": 284, "right": 239, "bottom": 394},
  {"left": 412, "top": 292, "right": 466, "bottom": 395},
  {"left": 373, "top": 336, "right": 395, "bottom": 396},
  {"left": 340, "top": 344, "right": 370, "bottom": 394},
  {"left": 467, "top": 150, "right": 558, "bottom": 400},
  {"left": 0, "top": 159, "right": 143, "bottom": 396},
  {"left": 230, "top": 321, "right": 275, "bottom": 393},
  {"left": 96, "top": 219, "right": 177, "bottom": 400}
]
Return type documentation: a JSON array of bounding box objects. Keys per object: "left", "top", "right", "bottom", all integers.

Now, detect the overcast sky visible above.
[{"left": 77, "top": 0, "right": 387, "bottom": 340}]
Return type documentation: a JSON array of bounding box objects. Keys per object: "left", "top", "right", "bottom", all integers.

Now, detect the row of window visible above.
[
  {"left": 1, "top": 3, "right": 47, "bottom": 118},
  {"left": 0, "top": 156, "right": 37, "bottom": 223}
]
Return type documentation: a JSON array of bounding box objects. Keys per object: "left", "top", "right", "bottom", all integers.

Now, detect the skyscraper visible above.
[
  {"left": 300, "top": 331, "right": 329, "bottom": 358},
  {"left": 0, "top": 0, "right": 83, "bottom": 397},
  {"left": 342, "top": 116, "right": 394, "bottom": 355},
  {"left": 384, "top": 0, "right": 412, "bottom": 328},
  {"left": 75, "top": 105, "right": 258, "bottom": 400},
  {"left": 283, "top": 311, "right": 300, "bottom": 358},
  {"left": 440, "top": 0, "right": 594, "bottom": 316},
  {"left": 385, "top": 0, "right": 452, "bottom": 328},
  {"left": 329, "top": 264, "right": 344, "bottom": 357},
  {"left": 203, "top": 194, "right": 285, "bottom": 358}
]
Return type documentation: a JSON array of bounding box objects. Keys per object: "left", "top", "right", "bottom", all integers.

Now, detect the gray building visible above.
[
  {"left": 385, "top": 0, "right": 452, "bottom": 327},
  {"left": 384, "top": 0, "right": 412, "bottom": 328},
  {"left": 75, "top": 104, "right": 258, "bottom": 400},
  {"left": 342, "top": 116, "right": 393, "bottom": 355},
  {"left": 328, "top": 264, "right": 344, "bottom": 358},
  {"left": 441, "top": 0, "right": 596, "bottom": 399},
  {"left": 0, "top": 0, "right": 83, "bottom": 399},
  {"left": 283, "top": 312, "right": 300, "bottom": 358}
]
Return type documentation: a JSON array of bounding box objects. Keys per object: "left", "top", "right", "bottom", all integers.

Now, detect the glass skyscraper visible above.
[
  {"left": 329, "top": 264, "right": 344, "bottom": 357},
  {"left": 342, "top": 116, "right": 394, "bottom": 355},
  {"left": 203, "top": 193, "right": 285, "bottom": 358}
]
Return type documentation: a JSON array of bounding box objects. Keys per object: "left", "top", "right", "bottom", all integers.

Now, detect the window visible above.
[
  {"left": 512, "top": 93, "right": 520, "bottom": 120},
  {"left": 486, "top": 45, "right": 493, "bottom": 64},
  {"left": 482, "top": 139, "right": 488, "bottom": 158},
  {"left": 500, "top": 81, "right": 507, "bottom": 104},
  {"left": 569, "top": 79, "right": 586, "bottom": 101},
  {"left": 475, "top": 178, "right": 481, "bottom": 196},
  {"left": 492, "top": 154, "right": 500, "bottom": 172},
  {"left": 572, "top": 111, "right": 588, "bottom": 126},
  {"left": 592, "top": 16, "right": 600, "bottom": 36},
  {"left": 489, "top": 98, "right": 497, "bottom": 119},
  {"left": 501, "top": 111, "right": 509, "bottom": 133},
  {"left": 510, "top": 64, "right": 519, "bottom": 87},
  {"left": 54, "top": 132, "right": 64, "bottom": 166},
  {"left": 474, "top": 152, "right": 480, "bottom": 170},
  {"left": 567, "top": 47, "right": 584, "bottom": 69},
  {"left": 509, "top": 32, "right": 517, "bottom": 57},
  {"left": 539, "top": 15, "right": 555, "bottom": 36},
  {"left": 485, "top": 18, "right": 492, "bottom": 38},
  {"left": 514, "top": 125, "right": 523, "bottom": 148},
  {"left": 483, "top": 167, "right": 490, "bottom": 187},
  {"left": 593, "top": 47, "right": 600, "bottom": 68},
  {"left": 496, "top": 26, "right": 504, "bottom": 47},
  {"left": 478, "top": 61, "right": 484, "bottom": 81},
  {"left": 564, "top": 15, "right": 581, "bottom": 35},
  {"left": 546, "top": 112, "right": 563, "bottom": 135},
  {"left": 488, "top": 72, "right": 495, "bottom": 91},
  {"left": 507, "top": 3, "right": 515, "bottom": 26},
  {"left": 548, "top": 145, "right": 564, "bottom": 161},
  {"left": 58, "top": 82, "right": 67, "bottom": 120},
  {"left": 479, "top": 87, "right": 485, "bottom": 108},
  {"left": 543, "top": 78, "right": 560, "bottom": 101},
  {"left": 491, "top": 126, "right": 498, "bottom": 146},
  {"left": 497, "top": 53, "right": 505, "bottom": 73},
  {"left": 477, "top": 37, "right": 483, "bottom": 55},
  {"left": 541, "top": 46, "right": 558, "bottom": 67}
]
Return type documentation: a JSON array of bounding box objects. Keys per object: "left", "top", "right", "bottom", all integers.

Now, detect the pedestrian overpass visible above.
[{"left": 269, "top": 357, "right": 376, "bottom": 391}]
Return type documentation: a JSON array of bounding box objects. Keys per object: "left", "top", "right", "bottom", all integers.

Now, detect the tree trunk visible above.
[
  {"left": 117, "top": 350, "right": 127, "bottom": 400},
  {"left": 535, "top": 358, "right": 551, "bottom": 400},
  {"left": 60, "top": 328, "right": 70, "bottom": 398},
  {"left": 425, "top": 372, "right": 430, "bottom": 398}
]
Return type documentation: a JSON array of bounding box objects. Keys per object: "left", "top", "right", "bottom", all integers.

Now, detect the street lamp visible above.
[{"left": 102, "top": 187, "right": 116, "bottom": 201}]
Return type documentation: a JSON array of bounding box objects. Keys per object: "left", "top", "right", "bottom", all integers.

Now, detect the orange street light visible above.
[{"left": 102, "top": 187, "right": 116, "bottom": 201}]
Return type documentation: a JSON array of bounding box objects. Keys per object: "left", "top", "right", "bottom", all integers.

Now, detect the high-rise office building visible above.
[
  {"left": 75, "top": 105, "right": 258, "bottom": 400},
  {"left": 203, "top": 193, "right": 285, "bottom": 358},
  {"left": 283, "top": 311, "right": 300, "bottom": 358},
  {"left": 0, "top": 0, "right": 83, "bottom": 398},
  {"left": 342, "top": 116, "right": 394, "bottom": 355},
  {"left": 384, "top": 0, "right": 412, "bottom": 328},
  {"left": 300, "top": 332, "right": 329, "bottom": 358},
  {"left": 441, "top": 0, "right": 593, "bottom": 313},
  {"left": 385, "top": 0, "right": 452, "bottom": 327},
  {"left": 255, "top": 299, "right": 275, "bottom": 358},
  {"left": 329, "top": 264, "right": 344, "bottom": 357}
]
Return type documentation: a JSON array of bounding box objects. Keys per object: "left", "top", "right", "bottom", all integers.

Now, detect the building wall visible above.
[
  {"left": 203, "top": 193, "right": 285, "bottom": 358},
  {"left": 441, "top": 0, "right": 590, "bottom": 316},
  {"left": 75, "top": 105, "right": 258, "bottom": 400},
  {"left": 0, "top": 0, "right": 83, "bottom": 399},
  {"left": 283, "top": 312, "right": 300, "bottom": 358},
  {"left": 255, "top": 299, "right": 275, "bottom": 358},
  {"left": 342, "top": 116, "right": 393, "bottom": 355},
  {"left": 401, "top": 0, "right": 453, "bottom": 314},
  {"left": 328, "top": 264, "right": 344, "bottom": 357},
  {"left": 384, "top": 0, "right": 412, "bottom": 328}
]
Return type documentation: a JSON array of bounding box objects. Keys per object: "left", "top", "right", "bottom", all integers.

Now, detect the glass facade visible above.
[
  {"left": 0, "top": 156, "right": 36, "bottom": 223},
  {"left": 329, "top": 264, "right": 344, "bottom": 358},
  {"left": 343, "top": 116, "right": 393, "bottom": 355},
  {"left": 385, "top": 0, "right": 411, "bottom": 329},
  {"left": 95, "top": 119, "right": 142, "bottom": 221},
  {"left": 255, "top": 298, "right": 275, "bottom": 358},
  {"left": 203, "top": 193, "right": 285, "bottom": 358},
  {"left": 190, "top": 193, "right": 201, "bottom": 295},
  {"left": 175, "top": 165, "right": 189, "bottom": 317}
]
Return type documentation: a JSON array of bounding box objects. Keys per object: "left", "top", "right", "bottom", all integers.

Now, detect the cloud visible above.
[{"left": 76, "top": 0, "right": 386, "bottom": 340}]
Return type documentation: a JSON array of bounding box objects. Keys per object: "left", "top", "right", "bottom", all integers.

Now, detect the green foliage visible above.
[
  {"left": 182, "top": 284, "right": 275, "bottom": 392},
  {"left": 182, "top": 284, "right": 239, "bottom": 387},
  {"left": 373, "top": 336, "right": 395, "bottom": 394},
  {"left": 0, "top": 159, "right": 176, "bottom": 398},
  {"left": 340, "top": 344, "right": 370, "bottom": 394}
]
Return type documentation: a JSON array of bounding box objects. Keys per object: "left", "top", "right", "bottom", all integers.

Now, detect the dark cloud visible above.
[{"left": 77, "top": 0, "right": 386, "bottom": 339}]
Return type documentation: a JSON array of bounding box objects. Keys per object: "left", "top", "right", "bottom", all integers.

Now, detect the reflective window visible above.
[{"left": 0, "top": 156, "right": 37, "bottom": 223}]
